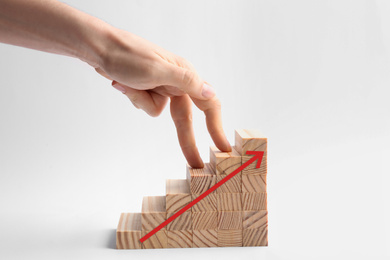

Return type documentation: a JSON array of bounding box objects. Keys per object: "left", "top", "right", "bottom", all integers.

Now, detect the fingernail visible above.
[
  {"left": 201, "top": 83, "right": 215, "bottom": 99},
  {"left": 112, "top": 83, "right": 126, "bottom": 94}
]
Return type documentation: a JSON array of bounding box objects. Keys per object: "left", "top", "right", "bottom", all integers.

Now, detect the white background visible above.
[{"left": 1, "top": 0, "right": 390, "bottom": 259}]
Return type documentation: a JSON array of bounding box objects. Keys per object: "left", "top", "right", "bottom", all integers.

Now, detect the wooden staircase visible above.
[{"left": 116, "top": 129, "right": 268, "bottom": 249}]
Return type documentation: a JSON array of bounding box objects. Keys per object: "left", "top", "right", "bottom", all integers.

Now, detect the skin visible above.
[{"left": 0, "top": 0, "right": 231, "bottom": 168}]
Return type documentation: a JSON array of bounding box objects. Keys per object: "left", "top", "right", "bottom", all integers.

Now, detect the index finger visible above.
[{"left": 191, "top": 96, "right": 232, "bottom": 153}]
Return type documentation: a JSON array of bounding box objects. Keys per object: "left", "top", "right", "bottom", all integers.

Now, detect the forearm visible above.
[{"left": 0, "top": 0, "right": 110, "bottom": 67}]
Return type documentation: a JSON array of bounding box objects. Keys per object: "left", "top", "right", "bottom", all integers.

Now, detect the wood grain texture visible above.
[
  {"left": 167, "top": 230, "right": 193, "bottom": 248},
  {"left": 116, "top": 213, "right": 142, "bottom": 249},
  {"left": 142, "top": 196, "right": 166, "bottom": 231},
  {"left": 217, "top": 230, "right": 243, "bottom": 247},
  {"left": 217, "top": 193, "right": 242, "bottom": 211},
  {"left": 209, "top": 146, "right": 242, "bottom": 175},
  {"left": 242, "top": 155, "right": 267, "bottom": 175},
  {"left": 186, "top": 163, "right": 216, "bottom": 194},
  {"left": 167, "top": 211, "right": 192, "bottom": 230},
  {"left": 242, "top": 174, "right": 266, "bottom": 193},
  {"left": 218, "top": 211, "right": 243, "bottom": 230},
  {"left": 242, "top": 192, "right": 267, "bottom": 211},
  {"left": 191, "top": 193, "right": 217, "bottom": 212},
  {"left": 235, "top": 129, "right": 267, "bottom": 155},
  {"left": 243, "top": 227, "right": 268, "bottom": 247},
  {"left": 166, "top": 179, "right": 191, "bottom": 214},
  {"left": 192, "top": 212, "right": 218, "bottom": 230},
  {"left": 216, "top": 173, "right": 242, "bottom": 193},
  {"left": 243, "top": 210, "right": 268, "bottom": 229},
  {"left": 141, "top": 230, "right": 167, "bottom": 249},
  {"left": 192, "top": 230, "right": 217, "bottom": 248}
]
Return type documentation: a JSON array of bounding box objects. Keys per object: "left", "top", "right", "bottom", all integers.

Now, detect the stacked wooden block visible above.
[{"left": 116, "top": 129, "right": 267, "bottom": 249}]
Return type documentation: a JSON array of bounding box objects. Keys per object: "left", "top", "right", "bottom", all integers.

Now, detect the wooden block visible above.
[
  {"left": 242, "top": 155, "right": 267, "bottom": 175},
  {"left": 192, "top": 230, "right": 217, "bottom": 248},
  {"left": 218, "top": 211, "right": 243, "bottom": 230},
  {"left": 167, "top": 230, "right": 193, "bottom": 248},
  {"left": 186, "top": 163, "right": 216, "bottom": 194},
  {"left": 116, "top": 213, "right": 143, "bottom": 249},
  {"left": 166, "top": 179, "right": 191, "bottom": 213},
  {"left": 192, "top": 212, "right": 218, "bottom": 230},
  {"left": 167, "top": 211, "right": 192, "bottom": 230},
  {"left": 242, "top": 174, "right": 266, "bottom": 193},
  {"left": 235, "top": 129, "right": 267, "bottom": 155},
  {"left": 243, "top": 227, "right": 268, "bottom": 247},
  {"left": 142, "top": 196, "right": 166, "bottom": 231},
  {"left": 217, "top": 230, "right": 242, "bottom": 247},
  {"left": 242, "top": 192, "right": 267, "bottom": 211},
  {"left": 209, "top": 146, "right": 242, "bottom": 175},
  {"left": 243, "top": 210, "right": 268, "bottom": 229},
  {"left": 141, "top": 230, "right": 167, "bottom": 249},
  {"left": 217, "top": 193, "right": 242, "bottom": 211},
  {"left": 216, "top": 173, "right": 242, "bottom": 193},
  {"left": 191, "top": 193, "right": 217, "bottom": 212}
]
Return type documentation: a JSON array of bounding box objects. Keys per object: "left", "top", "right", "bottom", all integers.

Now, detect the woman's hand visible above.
[
  {"left": 0, "top": 0, "right": 231, "bottom": 167},
  {"left": 95, "top": 29, "right": 231, "bottom": 167}
]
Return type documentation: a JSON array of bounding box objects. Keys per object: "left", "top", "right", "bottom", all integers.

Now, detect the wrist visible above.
[{"left": 76, "top": 16, "right": 115, "bottom": 68}]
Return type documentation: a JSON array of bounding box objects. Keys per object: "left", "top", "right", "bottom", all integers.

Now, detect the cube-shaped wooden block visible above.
[
  {"left": 192, "top": 230, "right": 217, "bottom": 248},
  {"left": 209, "top": 146, "right": 242, "bottom": 175},
  {"left": 166, "top": 179, "right": 191, "bottom": 214},
  {"left": 191, "top": 193, "right": 217, "bottom": 212},
  {"left": 235, "top": 129, "right": 267, "bottom": 155},
  {"left": 142, "top": 196, "right": 166, "bottom": 231},
  {"left": 243, "top": 227, "right": 268, "bottom": 247},
  {"left": 186, "top": 163, "right": 216, "bottom": 194},
  {"left": 218, "top": 211, "right": 243, "bottom": 230},
  {"left": 141, "top": 230, "right": 167, "bottom": 249},
  {"left": 216, "top": 173, "right": 242, "bottom": 193},
  {"left": 167, "top": 211, "right": 192, "bottom": 230},
  {"left": 217, "top": 193, "right": 242, "bottom": 211},
  {"left": 217, "top": 230, "right": 243, "bottom": 247},
  {"left": 242, "top": 155, "right": 267, "bottom": 175},
  {"left": 167, "top": 230, "right": 193, "bottom": 248},
  {"left": 192, "top": 212, "right": 218, "bottom": 230},
  {"left": 243, "top": 210, "right": 268, "bottom": 230},
  {"left": 242, "top": 192, "right": 267, "bottom": 211},
  {"left": 116, "top": 213, "right": 143, "bottom": 249},
  {"left": 242, "top": 174, "right": 266, "bottom": 193}
]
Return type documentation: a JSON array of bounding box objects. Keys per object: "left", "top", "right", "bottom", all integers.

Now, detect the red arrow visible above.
[{"left": 139, "top": 150, "right": 264, "bottom": 243}]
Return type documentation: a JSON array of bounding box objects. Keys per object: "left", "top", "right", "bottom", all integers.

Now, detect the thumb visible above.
[{"left": 164, "top": 65, "right": 216, "bottom": 100}]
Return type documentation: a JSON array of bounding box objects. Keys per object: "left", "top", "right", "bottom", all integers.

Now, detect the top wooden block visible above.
[
  {"left": 235, "top": 129, "right": 267, "bottom": 155},
  {"left": 142, "top": 196, "right": 166, "bottom": 213}
]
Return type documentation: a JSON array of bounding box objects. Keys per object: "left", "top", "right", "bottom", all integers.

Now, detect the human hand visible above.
[
  {"left": 95, "top": 28, "right": 231, "bottom": 168},
  {"left": 0, "top": 0, "right": 230, "bottom": 168}
]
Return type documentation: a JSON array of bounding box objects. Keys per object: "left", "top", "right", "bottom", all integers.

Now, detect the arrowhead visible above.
[{"left": 245, "top": 151, "right": 265, "bottom": 168}]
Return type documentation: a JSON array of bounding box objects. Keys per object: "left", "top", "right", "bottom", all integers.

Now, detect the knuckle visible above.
[
  {"left": 176, "top": 56, "right": 187, "bottom": 66},
  {"left": 173, "top": 114, "right": 193, "bottom": 128},
  {"left": 181, "top": 69, "right": 196, "bottom": 89},
  {"left": 148, "top": 106, "right": 164, "bottom": 117},
  {"left": 127, "top": 92, "right": 140, "bottom": 103},
  {"left": 213, "top": 98, "right": 222, "bottom": 109},
  {"left": 204, "top": 97, "right": 222, "bottom": 114},
  {"left": 147, "top": 110, "right": 160, "bottom": 117}
]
